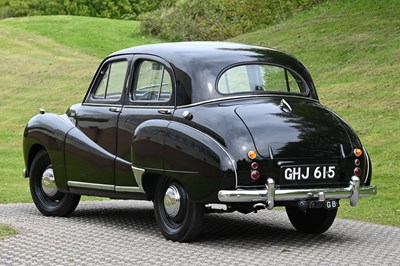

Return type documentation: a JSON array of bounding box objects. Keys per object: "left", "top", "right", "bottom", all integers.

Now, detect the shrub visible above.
[
  {"left": 0, "top": 0, "right": 170, "bottom": 20},
  {"left": 139, "top": 0, "right": 325, "bottom": 41}
]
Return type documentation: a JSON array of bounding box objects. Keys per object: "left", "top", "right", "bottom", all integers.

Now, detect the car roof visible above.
[
  {"left": 110, "top": 42, "right": 317, "bottom": 104},
  {"left": 111, "top": 42, "right": 297, "bottom": 67}
]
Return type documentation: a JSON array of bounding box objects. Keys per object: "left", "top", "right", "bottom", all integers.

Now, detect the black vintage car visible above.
[{"left": 23, "top": 42, "right": 376, "bottom": 242}]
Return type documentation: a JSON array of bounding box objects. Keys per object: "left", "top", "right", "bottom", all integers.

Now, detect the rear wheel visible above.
[
  {"left": 30, "top": 150, "right": 80, "bottom": 217},
  {"left": 285, "top": 206, "right": 337, "bottom": 234},
  {"left": 154, "top": 178, "right": 204, "bottom": 242}
]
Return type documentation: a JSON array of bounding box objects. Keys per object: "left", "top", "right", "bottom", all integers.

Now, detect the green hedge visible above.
[
  {"left": 1, "top": 0, "right": 325, "bottom": 41},
  {"left": 0, "top": 0, "right": 173, "bottom": 19},
  {"left": 139, "top": 0, "right": 325, "bottom": 41}
]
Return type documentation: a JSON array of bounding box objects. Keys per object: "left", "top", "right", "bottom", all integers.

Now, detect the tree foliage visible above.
[
  {"left": 0, "top": 0, "right": 170, "bottom": 19},
  {"left": 139, "top": 0, "right": 325, "bottom": 41}
]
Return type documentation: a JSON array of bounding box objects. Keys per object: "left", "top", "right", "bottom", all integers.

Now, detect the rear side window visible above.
[
  {"left": 218, "top": 64, "right": 307, "bottom": 95},
  {"left": 94, "top": 60, "right": 128, "bottom": 100},
  {"left": 133, "top": 60, "right": 173, "bottom": 102}
]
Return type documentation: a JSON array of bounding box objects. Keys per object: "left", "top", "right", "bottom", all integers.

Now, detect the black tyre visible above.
[
  {"left": 154, "top": 178, "right": 204, "bottom": 242},
  {"left": 29, "top": 150, "right": 80, "bottom": 217},
  {"left": 286, "top": 206, "right": 337, "bottom": 234}
]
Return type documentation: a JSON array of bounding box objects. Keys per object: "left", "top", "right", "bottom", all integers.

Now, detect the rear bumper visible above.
[{"left": 218, "top": 176, "right": 377, "bottom": 210}]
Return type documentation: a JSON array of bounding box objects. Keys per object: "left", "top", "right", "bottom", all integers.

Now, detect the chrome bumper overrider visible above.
[{"left": 218, "top": 176, "right": 377, "bottom": 210}]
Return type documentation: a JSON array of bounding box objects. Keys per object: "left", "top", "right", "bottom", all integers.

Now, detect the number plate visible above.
[
  {"left": 325, "top": 200, "right": 339, "bottom": 209},
  {"left": 281, "top": 165, "right": 338, "bottom": 182},
  {"left": 308, "top": 199, "right": 339, "bottom": 210}
]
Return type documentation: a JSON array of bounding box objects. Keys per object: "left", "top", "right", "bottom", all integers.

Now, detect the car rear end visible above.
[{"left": 218, "top": 95, "right": 376, "bottom": 208}]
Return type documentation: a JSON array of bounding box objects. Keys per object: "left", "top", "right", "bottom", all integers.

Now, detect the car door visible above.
[
  {"left": 65, "top": 55, "right": 133, "bottom": 188},
  {"left": 115, "top": 56, "right": 175, "bottom": 191}
]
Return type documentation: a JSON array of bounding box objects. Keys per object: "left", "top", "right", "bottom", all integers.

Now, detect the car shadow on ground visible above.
[{"left": 68, "top": 201, "right": 352, "bottom": 248}]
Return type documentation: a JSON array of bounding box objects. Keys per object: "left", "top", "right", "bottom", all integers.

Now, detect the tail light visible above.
[
  {"left": 354, "top": 167, "right": 361, "bottom": 176},
  {"left": 248, "top": 150, "right": 257, "bottom": 160},
  {"left": 354, "top": 148, "right": 363, "bottom": 157},
  {"left": 353, "top": 148, "right": 363, "bottom": 176},
  {"left": 251, "top": 170, "right": 260, "bottom": 180}
]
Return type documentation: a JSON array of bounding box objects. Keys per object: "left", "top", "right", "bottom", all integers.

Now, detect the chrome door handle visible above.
[
  {"left": 109, "top": 107, "right": 122, "bottom": 113},
  {"left": 158, "top": 109, "right": 172, "bottom": 115}
]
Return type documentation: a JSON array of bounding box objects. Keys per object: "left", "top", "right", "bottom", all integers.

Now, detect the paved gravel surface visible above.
[{"left": 0, "top": 200, "right": 399, "bottom": 265}]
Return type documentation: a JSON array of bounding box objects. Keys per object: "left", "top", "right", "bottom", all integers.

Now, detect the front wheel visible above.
[
  {"left": 285, "top": 206, "right": 337, "bottom": 234},
  {"left": 153, "top": 178, "right": 204, "bottom": 242},
  {"left": 29, "top": 150, "right": 80, "bottom": 217}
]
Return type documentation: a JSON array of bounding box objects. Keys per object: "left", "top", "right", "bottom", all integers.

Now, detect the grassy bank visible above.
[
  {"left": 0, "top": 16, "right": 161, "bottom": 205},
  {"left": 0, "top": 15, "right": 160, "bottom": 58},
  {"left": 232, "top": 0, "right": 400, "bottom": 226}
]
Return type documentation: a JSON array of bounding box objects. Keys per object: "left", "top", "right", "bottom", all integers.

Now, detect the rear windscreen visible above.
[{"left": 217, "top": 64, "right": 307, "bottom": 95}]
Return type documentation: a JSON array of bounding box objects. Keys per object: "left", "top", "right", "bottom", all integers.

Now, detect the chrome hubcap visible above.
[
  {"left": 41, "top": 167, "right": 58, "bottom": 197},
  {"left": 164, "top": 185, "right": 181, "bottom": 218}
]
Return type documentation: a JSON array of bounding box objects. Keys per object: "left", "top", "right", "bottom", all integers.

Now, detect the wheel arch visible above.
[
  {"left": 163, "top": 121, "right": 237, "bottom": 202},
  {"left": 26, "top": 144, "right": 46, "bottom": 177},
  {"left": 23, "top": 113, "right": 75, "bottom": 191},
  {"left": 131, "top": 119, "right": 237, "bottom": 203},
  {"left": 141, "top": 172, "right": 162, "bottom": 201}
]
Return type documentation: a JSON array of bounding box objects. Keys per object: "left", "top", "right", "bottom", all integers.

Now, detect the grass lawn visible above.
[
  {"left": 0, "top": 16, "right": 161, "bottom": 205},
  {"left": 0, "top": 15, "right": 160, "bottom": 58},
  {"left": 232, "top": 0, "right": 400, "bottom": 226},
  {"left": 0, "top": 25, "right": 97, "bottom": 204},
  {"left": 0, "top": 224, "right": 17, "bottom": 238}
]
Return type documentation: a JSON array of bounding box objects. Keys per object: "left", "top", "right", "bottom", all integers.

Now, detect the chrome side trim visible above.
[
  {"left": 218, "top": 176, "right": 377, "bottom": 209},
  {"left": 131, "top": 165, "right": 145, "bottom": 191},
  {"left": 165, "top": 169, "right": 199, "bottom": 174},
  {"left": 67, "top": 181, "right": 114, "bottom": 191},
  {"left": 177, "top": 123, "right": 238, "bottom": 187},
  {"left": 115, "top": 186, "right": 144, "bottom": 193},
  {"left": 176, "top": 94, "right": 318, "bottom": 109},
  {"left": 67, "top": 181, "right": 146, "bottom": 194}
]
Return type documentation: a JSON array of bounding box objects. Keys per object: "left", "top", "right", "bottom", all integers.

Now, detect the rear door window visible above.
[{"left": 133, "top": 60, "right": 173, "bottom": 102}]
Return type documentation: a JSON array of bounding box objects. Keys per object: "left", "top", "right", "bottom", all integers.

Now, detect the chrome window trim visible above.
[
  {"left": 124, "top": 105, "right": 174, "bottom": 109},
  {"left": 82, "top": 103, "right": 123, "bottom": 107},
  {"left": 176, "top": 94, "right": 318, "bottom": 109},
  {"left": 82, "top": 103, "right": 174, "bottom": 109}
]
